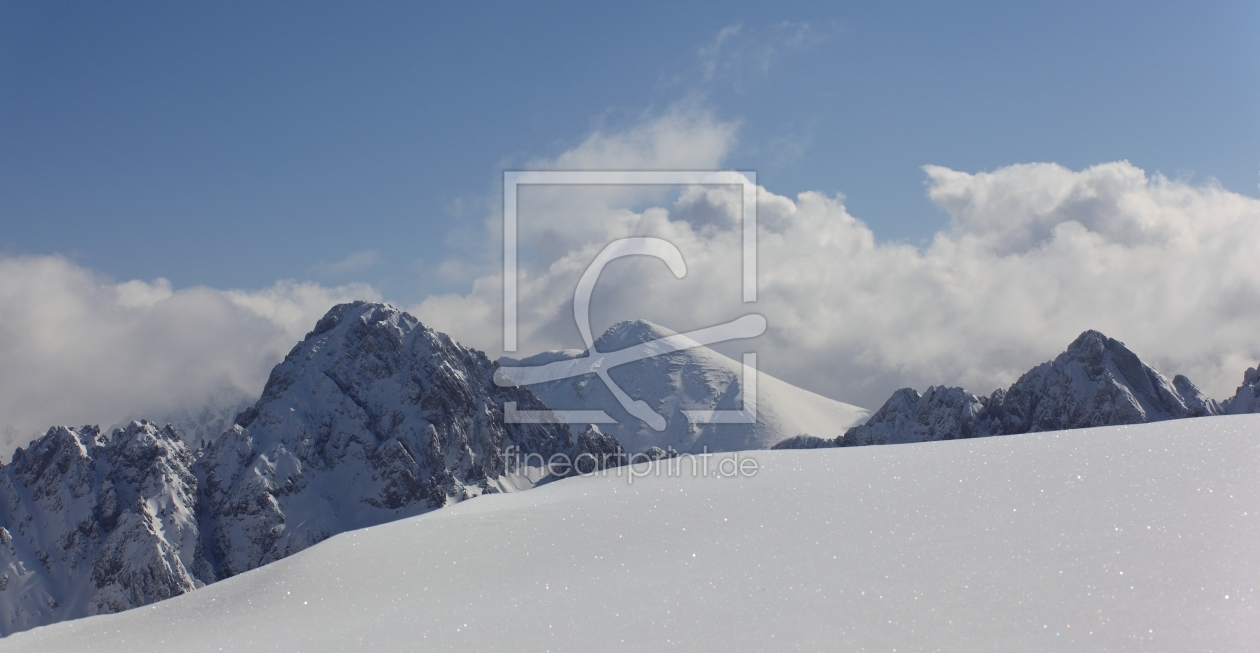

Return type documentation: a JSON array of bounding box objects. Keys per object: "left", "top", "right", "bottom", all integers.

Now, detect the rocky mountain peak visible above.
[
  {"left": 572, "top": 425, "right": 627, "bottom": 472},
  {"left": 1221, "top": 363, "right": 1260, "bottom": 415},
  {"left": 593, "top": 319, "right": 679, "bottom": 352},
  {"left": 1056, "top": 330, "right": 1165, "bottom": 399},
  {"left": 303, "top": 300, "right": 417, "bottom": 340},
  {"left": 993, "top": 330, "right": 1209, "bottom": 431},
  {"left": 833, "top": 386, "right": 991, "bottom": 448},
  {"left": 799, "top": 330, "right": 1225, "bottom": 450},
  {"left": 0, "top": 302, "right": 623, "bottom": 636},
  {"left": 0, "top": 421, "right": 210, "bottom": 635},
  {"left": 199, "top": 301, "right": 596, "bottom": 578},
  {"left": 1062, "top": 328, "right": 1115, "bottom": 358}
]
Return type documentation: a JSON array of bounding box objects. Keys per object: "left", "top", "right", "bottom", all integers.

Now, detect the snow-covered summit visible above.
[
  {"left": 828, "top": 385, "right": 992, "bottom": 447},
  {"left": 0, "top": 421, "right": 209, "bottom": 635},
  {"left": 1221, "top": 364, "right": 1260, "bottom": 415},
  {"left": 781, "top": 330, "right": 1225, "bottom": 449},
  {"left": 504, "top": 319, "right": 869, "bottom": 453},
  {"left": 198, "top": 301, "right": 603, "bottom": 577},
  {"left": 592, "top": 319, "right": 680, "bottom": 351},
  {"left": 988, "top": 329, "right": 1220, "bottom": 431},
  {"left": 0, "top": 302, "right": 615, "bottom": 636}
]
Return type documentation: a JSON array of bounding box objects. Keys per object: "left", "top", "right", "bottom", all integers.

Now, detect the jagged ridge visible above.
[
  {"left": 776, "top": 330, "right": 1251, "bottom": 449},
  {"left": 0, "top": 302, "right": 621, "bottom": 636},
  {"left": 0, "top": 421, "right": 209, "bottom": 635}
]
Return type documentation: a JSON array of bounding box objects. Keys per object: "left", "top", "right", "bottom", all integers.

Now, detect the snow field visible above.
[{"left": 5, "top": 415, "right": 1258, "bottom": 652}]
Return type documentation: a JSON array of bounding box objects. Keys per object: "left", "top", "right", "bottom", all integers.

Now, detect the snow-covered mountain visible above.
[
  {"left": 831, "top": 385, "right": 994, "bottom": 447},
  {"left": 1221, "top": 363, "right": 1260, "bottom": 415},
  {"left": 9, "top": 415, "right": 1257, "bottom": 652},
  {"left": 984, "top": 330, "right": 1222, "bottom": 429},
  {"left": 0, "top": 302, "right": 617, "bottom": 636},
  {"left": 196, "top": 301, "right": 599, "bottom": 578},
  {"left": 501, "top": 319, "right": 869, "bottom": 453},
  {"left": 9, "top": 309, "right": 1260, "bottom": 640},
  {"left": 779, "top": 330, "right": 1226, "bottom": 448},
  {"left": 107, "top": 388, "right": 255, "bottom": 449},
  {"left": 0, "top": 421, "right": 211, "bottom": 635}
]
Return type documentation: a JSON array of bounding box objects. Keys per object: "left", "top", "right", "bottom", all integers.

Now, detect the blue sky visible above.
[{"left": 3, "top": 1, "right": 1257, "bottom": 304}]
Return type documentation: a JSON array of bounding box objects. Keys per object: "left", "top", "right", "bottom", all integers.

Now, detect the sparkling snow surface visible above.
[{"left": 6, "top": 416, "right": 1258, "bottom": 652}]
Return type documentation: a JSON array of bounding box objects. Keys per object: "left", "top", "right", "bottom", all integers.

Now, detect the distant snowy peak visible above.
[
  {"left": 834, "top": 385, "right": 991, "bottom": 448},
  {"left": 592, "top": 319, "right": 684, "bottom": 351},
  {"left": 1221, "top": 364, "right": 1260, "bottom": 415},
  {"left": 990, "top": 330, "right": 1219, "bottom": 431},
  {"left": 505, "top": 319, "right": 868, "bottom": 453},
  {"left": 0, "top": 421, "right": 210, "bottom": 635},
  {"left": 780, "top": 330, "right": 1224, "bottom": 449}
]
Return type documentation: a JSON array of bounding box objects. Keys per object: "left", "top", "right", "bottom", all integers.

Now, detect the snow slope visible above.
[
  {"left": 7, "top": 415, "right": 1257, "bottom": 652},
  {"left": 502, "top": 320, "right": 869, "bottom": 453}
]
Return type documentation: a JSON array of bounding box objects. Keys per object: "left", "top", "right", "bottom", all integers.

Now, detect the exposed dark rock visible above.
[
  {"left": 1221, "top": 365, "right": 1260, "bottom": 415},
  {"left": 838, "top": 331, "right": 1224, "bottom": 447},
  {"left": 0, "top": 421, "right": 210, "bottom": 634},
  {"left": 0, "top": 302, "right": 589, "bottom": 635},
  {"left": 770, "top": 435, "right": 836, "bottom": 450}
]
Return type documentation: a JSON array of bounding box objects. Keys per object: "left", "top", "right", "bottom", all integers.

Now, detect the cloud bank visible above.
[
  {"left": 414, "top": 110, "right": 1260, "bottom": 421},
  {"left": 0, "top": 255, "right": 377, "bottom": 455},
  {"left": 5, "top": 108, "right": 1259, "bottom": 450}
]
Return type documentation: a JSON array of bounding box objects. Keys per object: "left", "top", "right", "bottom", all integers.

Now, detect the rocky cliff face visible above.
[
  {"left": 197, "top": 301, "right": 588, "bottom": 577},
  {"left": 778, "top": 330, "right": 1225, "bottom": 449},
  {"left": 0, "top": 421, "right": 210, "bottom": 635},
  {"left": 839, "top": 386, "right": 993, "bottom": 447},
  {"left": 571, "top": 425, "right": 627, "bottom": 473},
  {"left": 769, "top": 435, "right": 834, "bottom": 450},
  {"left": 1221, "top": 365, "right": 1260, "bottom": 415},
  {"left": 980, "top": 331, "right": 1219, "bottom": 433},
  {"left": 0, "top": 302, "right": 615, "bottom": 636}
]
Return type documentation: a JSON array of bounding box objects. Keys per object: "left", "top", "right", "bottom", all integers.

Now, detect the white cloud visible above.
[
  {"left": 412, "top": 106, "right": 740, "bottom": 350},
  {"left": 412, "top": 110, "right": 1260, "bottom": 423},
  {"left": 535, "top": 105, "right": 737, "bottom": 172},
  {"left": 0, "top": 255, "right": 377, "bottom": 457},
  {"left": 697, "top": 21, "right": 833, "bottom": 85},
  {"left": 7, "top": 110, "right": 1259, "bottom": 453}
]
